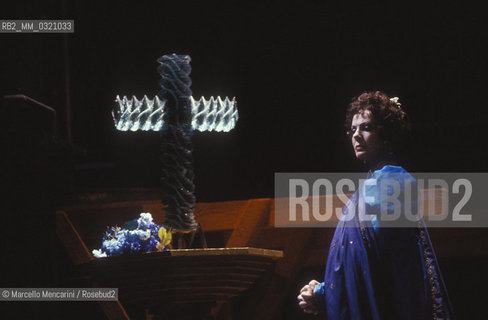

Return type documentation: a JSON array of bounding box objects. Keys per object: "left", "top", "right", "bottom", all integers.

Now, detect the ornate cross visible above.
[{"left": 112, "top": 54, "right": 238, "bottom": 231}]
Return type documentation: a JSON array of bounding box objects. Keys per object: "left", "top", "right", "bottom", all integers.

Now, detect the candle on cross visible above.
[{"left": 112, "top": 54, "right": 238, "bottom": 232}]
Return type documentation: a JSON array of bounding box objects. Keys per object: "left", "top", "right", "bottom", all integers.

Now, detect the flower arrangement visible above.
[{"left": 92, "top": 213, "right": 172, "bottom": 258}]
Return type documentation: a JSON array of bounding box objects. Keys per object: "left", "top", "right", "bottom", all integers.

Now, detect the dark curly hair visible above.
[{"left": 345, "top": 91, "right": 410, "bottom": 155}]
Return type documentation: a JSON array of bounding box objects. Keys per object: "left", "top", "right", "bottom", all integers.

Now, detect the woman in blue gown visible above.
[{"left": 297, "top": 91, "right": 453, "bottom": 319}]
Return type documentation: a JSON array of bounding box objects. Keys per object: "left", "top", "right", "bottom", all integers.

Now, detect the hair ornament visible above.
[{"left": 390, "top": 97, "right": 401, "bottom": 108}]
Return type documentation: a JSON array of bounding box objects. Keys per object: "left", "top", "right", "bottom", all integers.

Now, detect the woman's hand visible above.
[{"left": 297, "top": 279, "right": 321, "bottom": 315}]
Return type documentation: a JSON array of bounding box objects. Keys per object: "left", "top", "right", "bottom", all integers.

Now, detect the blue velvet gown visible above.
[{"left": 313, "top": 165, "right": 453, "bottom": 320}]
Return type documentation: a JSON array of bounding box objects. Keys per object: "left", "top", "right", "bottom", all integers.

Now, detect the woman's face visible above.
[{"left": 350, "top": 111, "right": 385, "bottom": 163}]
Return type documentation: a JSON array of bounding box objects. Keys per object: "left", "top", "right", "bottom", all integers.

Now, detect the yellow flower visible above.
[{"left": 157, "top": 226, "right": 172, "bottom": 251}]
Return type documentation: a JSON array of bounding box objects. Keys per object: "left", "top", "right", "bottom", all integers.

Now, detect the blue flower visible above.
[
  {"left": 138, "top": 212, "right": 154, "bottom": 229},
  {"left": 92, "top": 212, "right": 171, "bottom": 258}
]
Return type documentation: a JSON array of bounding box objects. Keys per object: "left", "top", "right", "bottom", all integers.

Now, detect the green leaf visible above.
[{"left": 124, "top": 220, "right": 138, "bottom": 230}]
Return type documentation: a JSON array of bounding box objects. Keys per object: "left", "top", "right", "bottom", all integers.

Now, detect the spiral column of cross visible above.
[{"left": 157, "top": 54, "right": 197, "bottom": 230}]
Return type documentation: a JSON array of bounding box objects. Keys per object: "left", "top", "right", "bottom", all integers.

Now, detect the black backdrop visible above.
[{"left": 2, "top": 1, "right": 487, "bottom": 202}]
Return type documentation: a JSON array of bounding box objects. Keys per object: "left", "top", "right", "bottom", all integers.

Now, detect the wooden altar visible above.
[{"left": 56, "top": 196, "right": 285, "bottom": 320}]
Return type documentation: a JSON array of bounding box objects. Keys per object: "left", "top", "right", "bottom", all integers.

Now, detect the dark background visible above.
[
  {"left": 1, "top": 1, "right": 487, "bottom": 319},
  {"left": 2, "top": 1, "right": 487, "bottom": 202}
]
